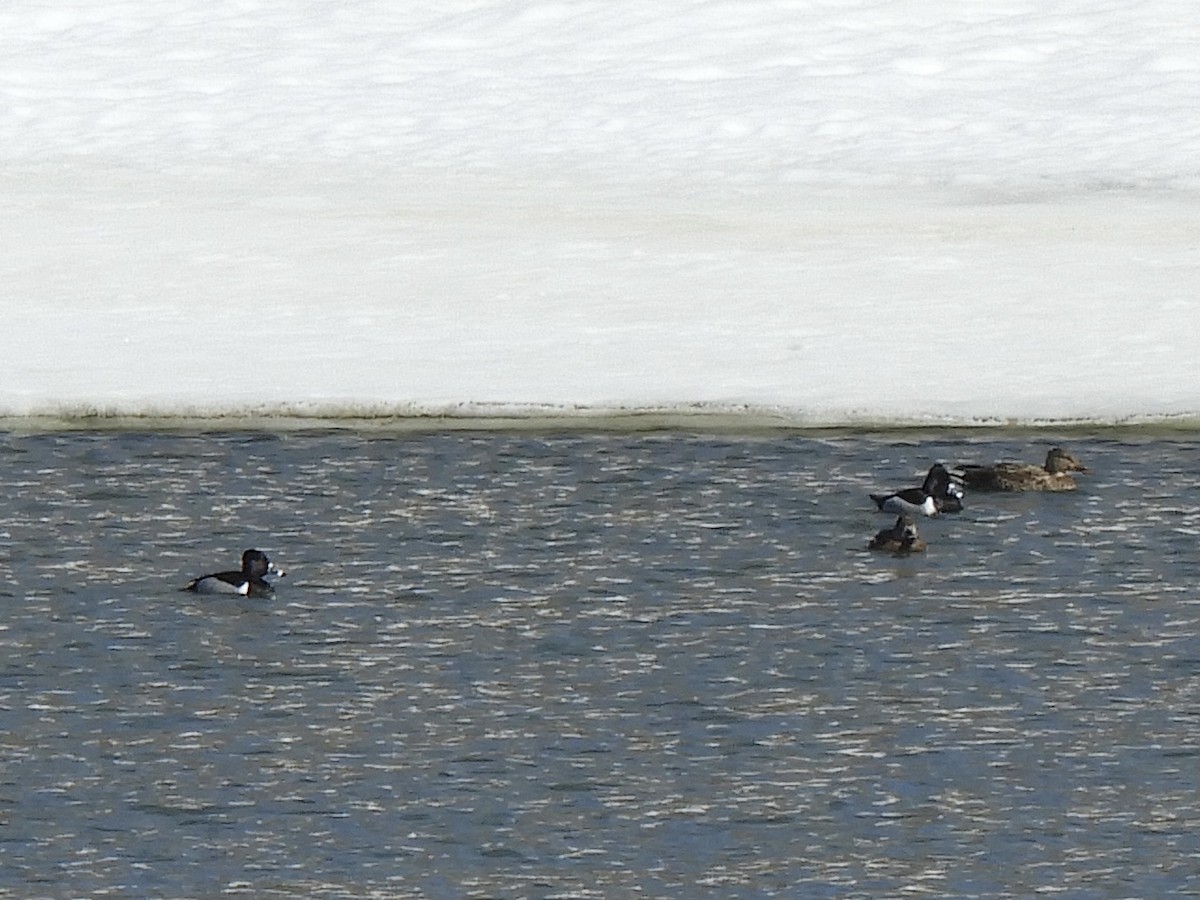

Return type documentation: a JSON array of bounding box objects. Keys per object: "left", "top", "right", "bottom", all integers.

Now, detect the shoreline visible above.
[{"left": 3, "top": 406, "right": 1198, "bottom": 435}]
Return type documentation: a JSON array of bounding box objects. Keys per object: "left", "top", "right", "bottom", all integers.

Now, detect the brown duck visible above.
[
  {"left": 868, "top": 515, "right": 927, "bottom": 553},
  {"left": 957, "top": 447, "right": 1088, "bottom": 492}
]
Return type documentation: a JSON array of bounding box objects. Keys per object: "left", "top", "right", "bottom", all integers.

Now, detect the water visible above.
[{"left": 1, "top": 429, "right": 1198, "bottom": 898}]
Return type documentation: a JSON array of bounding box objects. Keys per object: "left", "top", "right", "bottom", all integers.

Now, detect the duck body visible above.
[
  {"left": 183, "top": 549, "right": 285, "bottom": 597},
  {"left": 871, "top": 492, "right": 938, "bottom": 517},
  {"left": 870, "top": 463, "right": 962, "bottom": 514},
  {"left": 869, "top": 515, "right": 927, "bottom": 553},
  {"left": 958, "top": 447, "right": 1087, "bottom": 492}
]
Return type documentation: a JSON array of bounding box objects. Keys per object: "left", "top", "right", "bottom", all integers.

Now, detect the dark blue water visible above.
[{"left": 1, "top": 429, "right": 1198, "bottom": 897}]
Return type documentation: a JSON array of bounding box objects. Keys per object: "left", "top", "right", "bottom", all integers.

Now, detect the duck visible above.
[
  {"left": 956, "top": 447, "right": 1088, "bottom": 492},
  {"left": 868, "top": 515, "right": 927, "bottom": 553},
  {"left": 182, "top": 549, "right": 285, "bottom": 597},
  {"left": 870, "top": 463, "right": 963, "bottom": 515}
]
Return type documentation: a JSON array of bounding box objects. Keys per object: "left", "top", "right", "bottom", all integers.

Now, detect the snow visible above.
[{"left": 3, "top": 0, "right": 1199, "bottom": 427}]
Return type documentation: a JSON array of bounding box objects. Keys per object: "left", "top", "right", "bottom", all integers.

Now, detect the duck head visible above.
[{"left": 1045, "top": 448, "right": 1087, "bottom": 474}]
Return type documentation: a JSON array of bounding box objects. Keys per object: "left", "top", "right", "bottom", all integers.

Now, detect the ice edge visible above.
[{"left": 2, "top": 401, "right": 1199, "bottom": 433}]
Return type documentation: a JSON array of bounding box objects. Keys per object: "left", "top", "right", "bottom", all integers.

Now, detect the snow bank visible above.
[{"left": 3, "top": 1, "right": 1198, "bottom": 426}]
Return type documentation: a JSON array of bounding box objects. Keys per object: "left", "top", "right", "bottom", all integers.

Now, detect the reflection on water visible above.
[{"left": 0, "top": 430, "right": 1198, "bottom": 896}]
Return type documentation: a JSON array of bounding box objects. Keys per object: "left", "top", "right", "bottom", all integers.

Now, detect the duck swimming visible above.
[
  {"left": 868, "top": 515, "right": 927, "bottom": 553},
  {"left": 182, "top": 549, "right": 285, "bottom": 597},
  {"left": 956, "top": 447, "right": 1088, "bottom": 492},
  {"left": 870, "top": 463, "right": 963, "bottom": 514}
]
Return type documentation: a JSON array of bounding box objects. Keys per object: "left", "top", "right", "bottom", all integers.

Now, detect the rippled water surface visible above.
[{"left": 1, "top": 429, "right": 1199, "bottom": 897}]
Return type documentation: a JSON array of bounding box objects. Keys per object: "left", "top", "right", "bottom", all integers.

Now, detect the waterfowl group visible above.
[
  {"left": 177, "top": 451, "right": 1091, "bottom": 578},
  {"left": 868, "top": 447, "right": 1088, "bottom": 553},
  {"left": 182, "top": 549, "right": 285, "bottom": 597}
]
